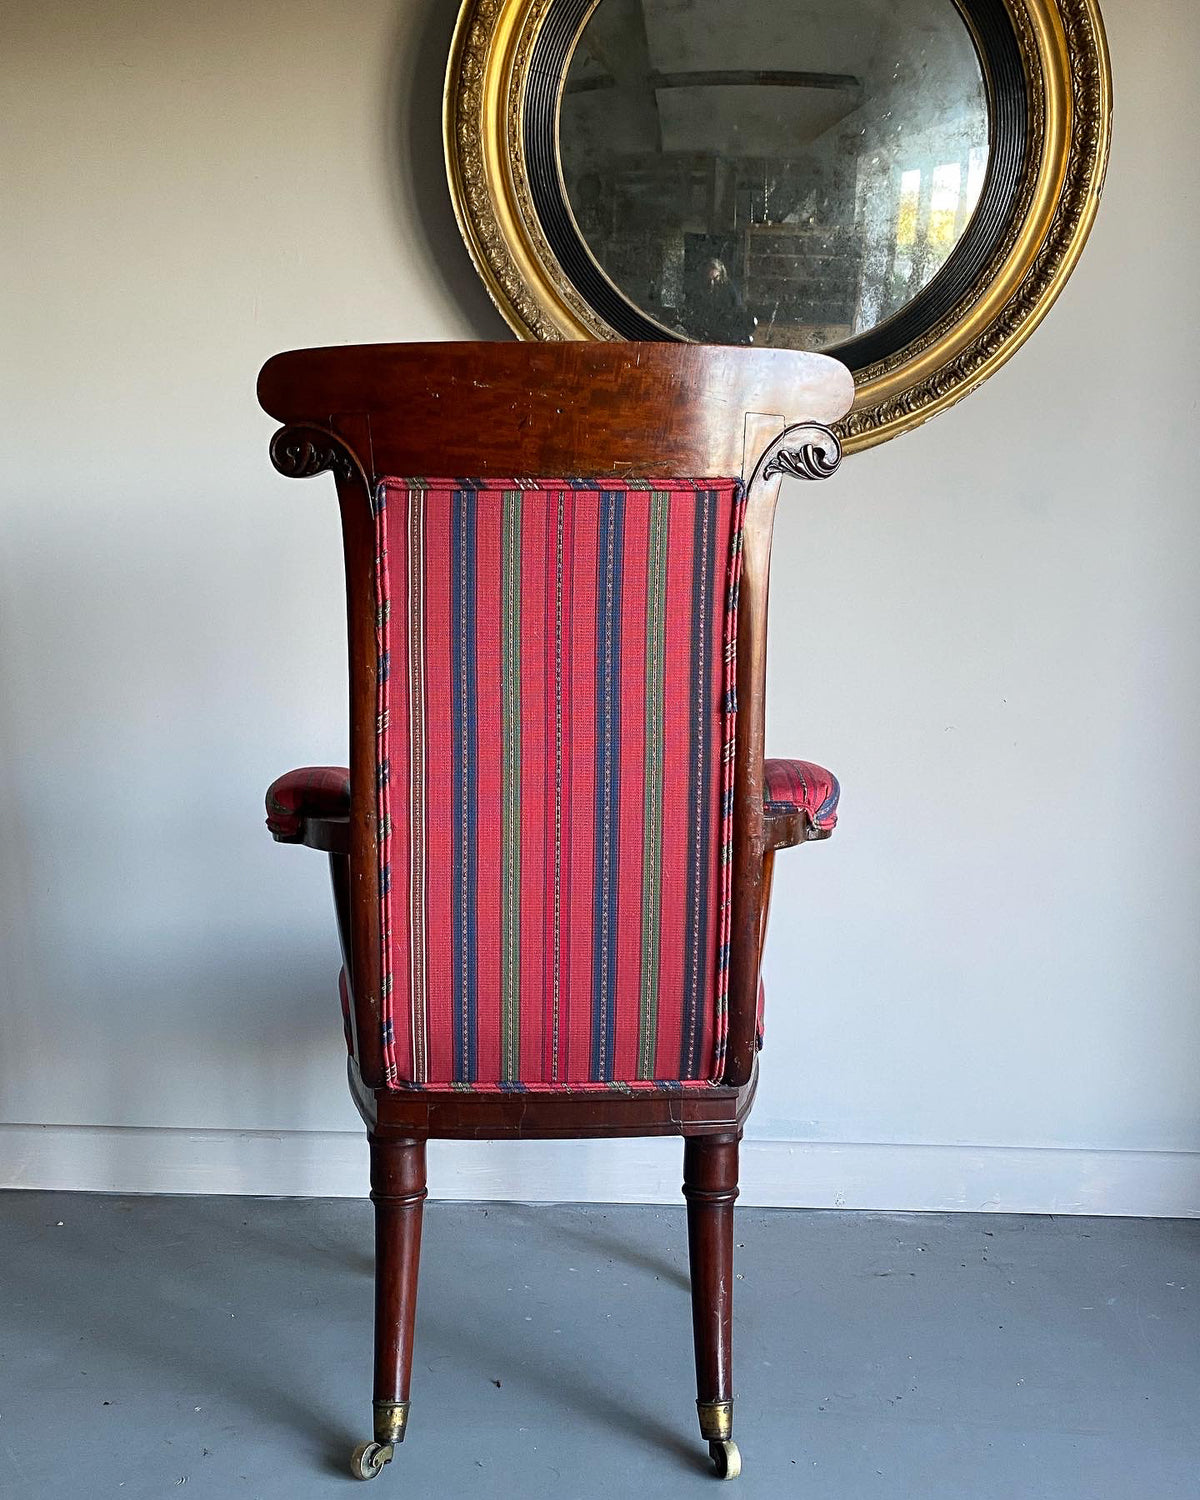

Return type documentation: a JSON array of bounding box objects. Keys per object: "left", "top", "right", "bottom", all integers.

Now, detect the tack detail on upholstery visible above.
[{"left": 373, "top": 478, "right": 746, "bottom": 1091}]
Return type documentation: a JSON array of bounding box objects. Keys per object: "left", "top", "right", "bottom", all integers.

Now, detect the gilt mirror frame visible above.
[{"left": 444, "top": 0, "right": 1110, "bottom": 452}]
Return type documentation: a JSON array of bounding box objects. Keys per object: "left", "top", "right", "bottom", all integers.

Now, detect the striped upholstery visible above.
[
  {"left": 763, "top": 758, "right": 840, "bottom": 833},
  {"left": 266, "top": 766, "right": 351, "bottom": 841},
  {"left": 756, "top": 762, "right": 840, "bottom": 1048},
  {"left": 373, "top": 477, "right": 745, "bottom": 1091}
]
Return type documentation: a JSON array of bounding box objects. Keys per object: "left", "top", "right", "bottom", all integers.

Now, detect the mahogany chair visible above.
[{"left": 257, "top": 341, "right": 853, "bottom": 1481}]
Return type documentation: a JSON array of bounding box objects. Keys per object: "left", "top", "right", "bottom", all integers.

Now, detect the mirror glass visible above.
[{"left": 559, "top": 0, "right": 990, "bottom": 349}]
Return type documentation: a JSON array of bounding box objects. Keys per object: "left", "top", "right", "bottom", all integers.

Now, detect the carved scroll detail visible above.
[
  {"left": 753, "top": 424, "right": 843, "bottom": 489},
  {"left": 270, "top": 426, "right": 358, "bottom": 483}
]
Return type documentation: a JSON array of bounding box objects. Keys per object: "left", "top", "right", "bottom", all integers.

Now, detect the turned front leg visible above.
[{"left": 683, "top": 1133, "right": 742, "bottom": 1478}]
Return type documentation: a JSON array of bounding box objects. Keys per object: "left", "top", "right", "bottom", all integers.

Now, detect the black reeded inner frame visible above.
[{"left": 523, "top": 0, "right": 1029, "bottom": 372}]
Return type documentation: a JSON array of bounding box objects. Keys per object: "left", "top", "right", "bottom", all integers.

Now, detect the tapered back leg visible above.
[
  {"left": 368, "top": 1139, "right": 427, "bottom": 1462},
  {"left": 683, "top": 1133, "right": 742, "bottom": 1475}
]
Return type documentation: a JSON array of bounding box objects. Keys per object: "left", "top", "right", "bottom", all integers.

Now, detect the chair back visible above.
[{"left": 258, "top": 342, "right": 853, "bottom": 1090}]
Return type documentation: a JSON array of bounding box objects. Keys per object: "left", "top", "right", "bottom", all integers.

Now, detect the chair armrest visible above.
[
  {"left": 265, "top": 766, "right": 351, "bottom": 853},
  {"left": 763, "top": 758, "right": 840, "bottom": 851}
]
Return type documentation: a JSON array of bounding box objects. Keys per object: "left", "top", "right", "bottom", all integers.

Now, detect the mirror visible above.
[
  {"left": 446, "top": 0, "right": 1112, "bottom": 450},
  {"left": 559, "top": 0, "right": 990, "bottom": 351}
]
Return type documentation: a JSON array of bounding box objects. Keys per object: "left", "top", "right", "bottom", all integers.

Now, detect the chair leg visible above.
[
  {"left": 351, "top": 1136, "right": 427, "bottom": 1481},
  {"left": 683, "top": 1132, "right": 742, "bottom": 1480}
]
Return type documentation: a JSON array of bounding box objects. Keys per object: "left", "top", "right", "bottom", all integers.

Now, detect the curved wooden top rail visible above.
[{"left": 257, "top": 340, "right": 854, "bottom": 480}]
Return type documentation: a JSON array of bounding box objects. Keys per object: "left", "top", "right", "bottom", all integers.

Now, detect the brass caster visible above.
[
  {"left": 350, "top": 1441, "right": 394, "bottom": 1480},
  {"left": 709, "top": 1438, "right": 741, "bottom": 1480}
]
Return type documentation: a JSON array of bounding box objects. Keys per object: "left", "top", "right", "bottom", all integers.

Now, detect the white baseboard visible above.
[{"left": 2, "top": 1123, "right": 1197, "bottom": 1217}]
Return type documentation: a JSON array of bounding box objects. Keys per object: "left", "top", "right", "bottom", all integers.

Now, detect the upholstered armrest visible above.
[
  {"left": 265, "top": 766, "right": 351, "bottom": 853},
  {"left": 763, "top": 758, "right": 840, "bottom": 851}
]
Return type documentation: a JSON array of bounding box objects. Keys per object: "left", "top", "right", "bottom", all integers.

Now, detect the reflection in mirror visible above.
[{"left": 559, "top": 0, "right": 990, "bottom": 349}]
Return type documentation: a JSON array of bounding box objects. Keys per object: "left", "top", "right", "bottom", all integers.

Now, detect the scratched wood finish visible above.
[
  {"left": 258, "top": 339, "right": 852, "bottom": 483},
  {"left": 683, "top": 1134, "right": 741, "bottom": 1420}
]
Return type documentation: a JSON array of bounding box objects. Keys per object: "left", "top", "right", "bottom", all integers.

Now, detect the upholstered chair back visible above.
[{"left": 372, "top": 475, "right": 745, "bottom": 1091}]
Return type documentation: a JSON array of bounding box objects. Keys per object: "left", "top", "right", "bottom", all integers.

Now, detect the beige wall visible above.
[{"left": 3, "top": 0, "right": 1198, "bottom": 1210}]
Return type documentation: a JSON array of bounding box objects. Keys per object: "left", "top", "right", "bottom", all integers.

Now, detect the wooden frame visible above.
[
  {"left": 257, "top": 339, "right": 853, "bottom": 1479},
  {"left": 443, "top": 0, "right": 1111, "bottom": 453}
]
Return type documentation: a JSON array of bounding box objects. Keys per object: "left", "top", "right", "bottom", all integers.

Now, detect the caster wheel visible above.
[
  {"left": 709, "top": 1438, "right": 741, "bottom": 1480},
  {"left": 350, "top": 1441, "right": 393, "bottom": 1480}
]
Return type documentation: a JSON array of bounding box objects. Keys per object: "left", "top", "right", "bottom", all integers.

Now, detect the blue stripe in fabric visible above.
[
  {"left": 679, "top": 488, "right": 718, "bottom": 1078},
  {"left": 815, "top": 775, "right": 841, "bottom": 823},
  {"left": 450, "top": 486, "right": 478, "bottom": 1082},
  {"left": 590, "top": 488, "right": 625, "bottom": 1081}
]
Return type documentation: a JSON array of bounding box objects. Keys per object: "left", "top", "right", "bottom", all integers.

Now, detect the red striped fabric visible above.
[
  {"left": 373, "top": 478, "right": 745, "bottom": 1091},
  {"left": 265, "top": 766, "right": 351, "bottom": 841},
  {"left": 763, "top": 758, "right": 840, "bottom": 832},
  {"left": 756, "top": 761, "right": 840, "bottom": 1047}
]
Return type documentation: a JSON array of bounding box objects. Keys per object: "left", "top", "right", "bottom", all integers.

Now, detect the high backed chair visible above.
[{"left": 257, "top": 341, "right": 853, "bottom": 1481}]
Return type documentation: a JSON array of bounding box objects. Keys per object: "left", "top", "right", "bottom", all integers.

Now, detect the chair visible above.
[{"left": 257, "top": 341, "right": 852, "bottom": 1481}]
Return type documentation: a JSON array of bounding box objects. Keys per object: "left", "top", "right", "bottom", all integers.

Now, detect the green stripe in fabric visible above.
[
  {"left": 637, "top": 488, "right": 670, "bottom": 1078},
  {"left": 500, "top": 488, "right": 522, "bottom": 1079}
]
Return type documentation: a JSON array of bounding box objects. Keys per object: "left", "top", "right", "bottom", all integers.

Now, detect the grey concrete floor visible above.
[{"left": 2, "top": 1194, "right": 1198, "bottom": 1499}]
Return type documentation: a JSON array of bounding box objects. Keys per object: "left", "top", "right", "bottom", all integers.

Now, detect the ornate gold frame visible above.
[{"left": 444, "top": 0, "right": 1111, "bottom": 452}]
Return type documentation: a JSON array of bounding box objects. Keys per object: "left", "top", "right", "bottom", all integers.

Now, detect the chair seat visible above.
[
  {"left": 266, "top": 760, "right": 839, "bottom": 839},
  {"left": 763, "top": 758, "right": 840, "bottom": 834},
  {"left": 271, "top": 757, "right": 839, "bottom": 1073}
]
